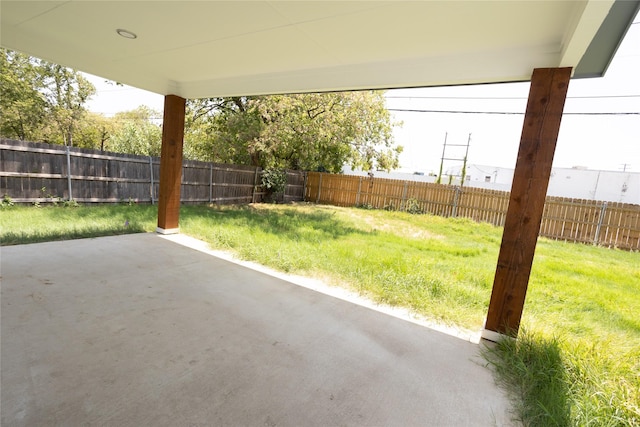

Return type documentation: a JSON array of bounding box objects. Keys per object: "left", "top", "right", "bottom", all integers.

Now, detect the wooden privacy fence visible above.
[
  {"left": 0, "top": 139, "right": 305, "bottom": 205},
  {"left": 2, "top": 139, "right": 637, "bottom": 249},
  {"left": 305, "top": 172, "right": 640, "bottom": 250}
]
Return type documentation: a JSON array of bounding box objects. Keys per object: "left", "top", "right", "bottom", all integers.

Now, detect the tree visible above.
[
  {"left": 0, "top": 49, "right": 47, "bottom": 141},
  {"left": 184, "top": 91, "right": 402, "bottom": 172},
  {"left": 0, "top": 48, "right": 96, "bottom": 146},
  {"left": 40, "top": 63, "right": 95, "bottom": 146},
  {"left": 108, "top": 106, "right": 162, "bottom": 156},
  {"left": 73, "top": 112, "right": 114, "bottom": 150},
  {"left": 184, "top": 97, "right": 258, "bottom": 164}
]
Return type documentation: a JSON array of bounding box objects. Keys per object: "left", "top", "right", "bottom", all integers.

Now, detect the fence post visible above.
[
  {"left": 303, "top": 171, "right": 308, "bottom": 201},
  {"left": 149, "top": 156, "right": 155, "bottom": 204},
  {"left": 284, "top": 170, "right": 290, "bottom": 203},
  {"left": 252, "top": 167, "right": 260, "bottom": 203},
  {"left": 451, "top": 186, "right": 461, "bottom": 217},
  {"left": 593, "top": 201, "right": 608, "bottom": 245},
  {"left": 355, "top": 177, "right": 362, "bottom": 206},
  {"left": 66, "top": 145, "right": 73, "bottom": 200},
  {"left": 401, "top": 181, "right": 408, "bottom": 211},
  {"left": 209, "top": 163, "right": 213, "bottom": 204},
  {"left": 316, "top": 173, "right": 323, "bottom": 203}
]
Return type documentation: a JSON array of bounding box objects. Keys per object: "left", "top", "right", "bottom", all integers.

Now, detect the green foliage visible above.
[
  {"left": 261, "top": 168, "right": 287, "bottom": 192},
  {"left": 0, "top": 48, "right": 96, "bottom": 146},
  {"left": 261, "top": 168, "right": 287, "bottom": 203},
  {"left": 482, "top": 331, "right": 570, "bottom": 426},
  {"left": 0, "top": 49, "right": 47, "bottom": 141},
  {"left": 1, "top": 194, "right": 15, "bottom": 208},
  {"left": 108, "top": 107, "right": 162, "bottom": 156},
  {"left": 62, "top": 199, "right": 80, "bottom": 208},
  {"left": 404, "top": 197, "right": 423, "bottom": 214},
  {"left": 39, "top": 186, "right": 60, "bottom": 205},
  {"left": 1, "top": 48, "right": 164, "bottom": 152},
  {"left": 73, "top": 112, "right": 114, "bottom": 150},
  {"left": 184, "top": 92, "right": 402, "bottom": 172},
  {"left": 564, "top": 340, "right": 639, "bottom": 425},
  {"left": 2, "top": 49, "right": 401, "bottom": 167},
  {"left": 484, "top": 330, "right": 640, "bottom": 426},
  {"left": 356, "top": 203, "right": 374, "bottom": 210},
  {"left": 40, "top": 186, "right": 55, "bottom": 200},
  {"left": 183, "top": 97, "right": 260, "bottom": 165},
  {"left": 0, "top": 205, "right": 155, "bottom": 245},
  {"left": 40, "top": 62, "right": 96, "bottom": 146}
]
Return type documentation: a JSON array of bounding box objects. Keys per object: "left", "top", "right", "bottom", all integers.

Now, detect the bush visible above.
[
  {"left": 261, "top": 168, "right": 287, "bottom": 203},
  {"left": 405, "top": 198, "right": 423, "bottom": 214},
  {"left": 1, "top": 194, "right": 15, "bottom": 209}
]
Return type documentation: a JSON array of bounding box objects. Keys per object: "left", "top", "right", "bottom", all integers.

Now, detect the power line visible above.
[
  {"left": 386, "top": 94, "right": 640, "bottom": 100},
  {"left": 387, "top": 108, "right": 640, "bottom": 115},
  {"left": 92, "top": 88, "right": 142, "bottom": 93}
]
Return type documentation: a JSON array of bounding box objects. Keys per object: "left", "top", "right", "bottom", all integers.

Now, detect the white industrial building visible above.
[
  {"left": 451, "top": 164, "right": 640, "bottom": 204},
  {"left": 344, "top": 164, "right": 640, "bottom": 205}
]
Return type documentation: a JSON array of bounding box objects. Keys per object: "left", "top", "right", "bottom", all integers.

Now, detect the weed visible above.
[
  {"left": 1, "top": 194, "right": 15, "bottom": 208},
  {"left": 405, "top": 197, "right": 423, "bottom": 214},
  {"left": 356, "top": 203, "right": 374, "bottom": 210},
  {"left": 40, "top": 187, "right": 56, "bottom": 201}
]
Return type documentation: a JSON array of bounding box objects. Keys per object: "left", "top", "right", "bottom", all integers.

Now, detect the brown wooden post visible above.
[
  {"left": 483, "top": 67, "right": 572, "bottom": 340},
  {"left": 156, "top": 95, "right": 186, "bottom": 234}
]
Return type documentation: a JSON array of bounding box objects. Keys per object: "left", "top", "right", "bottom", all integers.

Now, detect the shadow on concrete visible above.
[{"left": 1, "top": 233, "right": 513, "bottom": 426}]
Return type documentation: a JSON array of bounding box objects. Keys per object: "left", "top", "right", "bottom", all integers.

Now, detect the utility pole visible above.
[
  {"left": 438, "top": 132, "right": 471, "bottom": 186},
  {"left": 620, "top": 163, "right": 631, "bottom": 172},
  {"left": 460, "top": 133, "right": 471, "bottom": 188},
  {"left": 437, "top": 132, "right": 447, "bottom": 184}
]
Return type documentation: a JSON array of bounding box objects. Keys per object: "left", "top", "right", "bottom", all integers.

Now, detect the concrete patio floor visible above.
[{"left": 1, "top": 233, "right": 514, "bottom": 426}]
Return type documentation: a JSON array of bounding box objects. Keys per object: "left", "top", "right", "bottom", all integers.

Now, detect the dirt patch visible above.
[{"left": 348, "top": 211, "right": 444, "bottom": 241}]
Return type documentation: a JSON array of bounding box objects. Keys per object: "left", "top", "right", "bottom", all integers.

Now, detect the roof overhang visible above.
[{"left": 1, "top": 1, "right": 638, "bottom": 98}]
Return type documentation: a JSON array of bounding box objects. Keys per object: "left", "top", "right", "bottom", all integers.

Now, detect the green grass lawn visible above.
[
  {"left": 1, "top": 202, "right": 638, "bottom": 425},
  {"left": 0, "top": 203, "right": 157, "bottom": 244}
]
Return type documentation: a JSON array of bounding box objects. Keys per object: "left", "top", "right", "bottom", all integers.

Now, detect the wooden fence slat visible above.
[
  {"left": 2, "top": 139, "right": 638, "bottom": 250},
  {"left": 1, "top": 139, "right": 304, "bottom": 206}
]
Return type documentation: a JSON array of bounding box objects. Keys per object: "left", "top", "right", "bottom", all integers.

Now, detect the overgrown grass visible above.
[
  {"left": 0, "top": 204, "right": 157, "bottom": 244},
  {"left": 179, "top": 203, "right": 502, "bottom": 329},
  {"left": 483, "top": 330, "right": 639, "bottom": 427},
  {"left": 1, "top": 202, "right": 638, "bottom": 425},
  {"left": 483, "top": 330, "right": 571, "bottom": 426}
]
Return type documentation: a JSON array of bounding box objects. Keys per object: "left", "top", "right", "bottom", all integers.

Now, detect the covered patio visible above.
[
  {"left": 2, "top": 233, "right": 511, "bottom": 425},
  {"left": 2, "top": 1, "right": 637, "bottom": 339},
  {"left": 2, "top": 1, "right": 639, "bottom": 425}
]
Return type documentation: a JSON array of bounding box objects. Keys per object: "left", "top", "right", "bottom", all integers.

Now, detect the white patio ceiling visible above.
[{"left": 1, "top": 1, "right": 638, "bottom": 98}]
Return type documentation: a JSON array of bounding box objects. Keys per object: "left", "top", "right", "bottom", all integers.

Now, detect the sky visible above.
[{"left": 84, "top": 16, "right": 639, "bottom": 174}]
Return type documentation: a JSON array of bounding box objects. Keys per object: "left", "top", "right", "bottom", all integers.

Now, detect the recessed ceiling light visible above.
[{"left": 116, "top": 29, "right": 137, "bottom": 39}]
